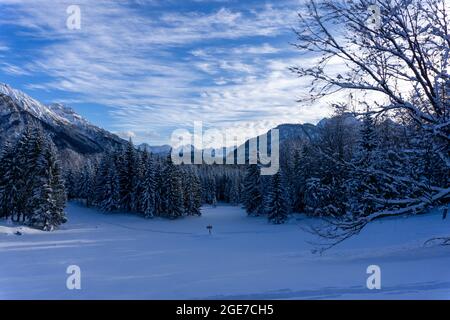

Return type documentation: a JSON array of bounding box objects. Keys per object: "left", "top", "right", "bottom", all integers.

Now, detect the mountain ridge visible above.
[
  {"left": 0, "top": 83, "right": 355, "bottom": 166},
  {"left": 0, "top": 83, "right": 126, "bottom": 168}
]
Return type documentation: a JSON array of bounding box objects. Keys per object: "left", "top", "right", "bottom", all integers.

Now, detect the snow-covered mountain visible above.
[
  {"left": 228, "top": 122, "right": 320, "bottom": 162},
  {"left": 47, "top": 103, "right": 91, "bottom": 128},
  {"left": 0, "top": 83, "right": 126, "bottom": 168},
  {"left": 316, "top": 113, "right": 360, "bottom": 129},
  {"left": 0, "top": 83, "right": 70, "bottom": 126},
  {"left": 274, "top": 123, "right": 320, "bottom": 142},
  {"left": 0, "top": 83, "right": 361, "bottom": 168},
  {"left": 138, "top": 143, "right": 172, "bottom": 155}
]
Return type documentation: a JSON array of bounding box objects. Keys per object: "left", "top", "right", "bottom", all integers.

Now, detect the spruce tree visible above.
[
  {"left": 77, "top": 164, "right": 95, "bottom": 207},
  {"left": 153, "top": 159, "right": 164, "bottom": 217},
  {"left": 346, "top": 113, "right": 381, "bottom": 217},
  {"left": 29, "top": 134, "right": 66, "bottom": 230},
  {"left": 119, "top": 139, "right": 138, "bottom": 212},
  {"left": 139, "top": 150, "right": 156, "bottom": 218},
  {"left": 104, "top": 168, "right": 121, "bottom": 212},
  {"left": 1, "top": 127, "right": 66, "bottom": 229},
  {"left": 359, "top": 112, "right": 377, "bottom": 166},
  {"left": 183, "top": 169, "right": 202, "bottom": 216},
  {"left": 229, "top": 176, "right": 241, "bottom": 205},
  {"left": 93, "top": 153, "right": 110, "bottom": 206},
  {"left": 242, "top": 164, "right": 263, "bottom": 215},
  {"left": 291, "top": 149, "right": 304, "bottom": 212},
  {"left": 94, "top": 151, "right": 121, "bottom": 212},
  {"left": 161, "top": 154, "right": 184, "bottom": 218},
  {"left": 65, "top": 169, "right": 77, "bottom": 200},
  {"left": 0, "top": 141, "right": 20, "bottom": 220},
  {"left": 265, "top": 170, "right": 289, "bottom": 224}
]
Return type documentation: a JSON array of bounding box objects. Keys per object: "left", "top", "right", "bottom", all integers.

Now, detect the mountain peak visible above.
[
  {"left": 0, "top": 83, "right": 126, "bottom": 166},
  {"left": 47, "top": 102, "right": 90, "bottom": 128},
  {"left": 0, "top": 83, "right": 70, "bottom": 125}
]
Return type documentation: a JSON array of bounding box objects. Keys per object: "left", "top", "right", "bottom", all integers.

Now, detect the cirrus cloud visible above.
[{"left": 0, "top": 0, "right": 333, "bottom": 146}]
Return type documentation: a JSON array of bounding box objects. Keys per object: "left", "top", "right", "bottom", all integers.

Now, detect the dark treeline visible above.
[
  {"left": 1, "top": 111, "right": 447, "bottom": 231},
  {"left": 0, "top": 127, "right": 66, "bottom": 230},
  {"left": 196, "top": 165, "right": 243, "bottom": 206},
  {"left": 240, "top": 111, "right": 449, "bottom": 227},
  {"left": 65, "top": 139, "right": 245, "bottom": 219},
  {"left": 0, "top": 127, "right": 246, "bottom": 230}
]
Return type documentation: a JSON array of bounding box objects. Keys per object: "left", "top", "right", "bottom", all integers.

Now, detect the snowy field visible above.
[{"left": 0, "top": 202, "right": 449, "bottom": 300}]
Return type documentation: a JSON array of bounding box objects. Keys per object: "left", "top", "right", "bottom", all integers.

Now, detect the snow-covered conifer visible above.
[
  {"left": 265, "top": 170, "right": 289, "bottom": 224},
  {"left": 242, "top": 164, "right": 263, "bottom": 215}
]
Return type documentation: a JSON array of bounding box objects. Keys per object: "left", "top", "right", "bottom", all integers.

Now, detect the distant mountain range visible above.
[
  {"left": 137, "top": 143, "right": 172, "bottom": 155},
  {"left": 0, "top": 83, "right": 357, "bottom": 167},
  {"left": 140, "top": 123, "right": 326, "bottom": 159}
]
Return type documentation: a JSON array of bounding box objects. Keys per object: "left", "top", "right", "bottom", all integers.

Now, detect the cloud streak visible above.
[{"left": 0, "top": 0, "right": 332, "bottom": 145}]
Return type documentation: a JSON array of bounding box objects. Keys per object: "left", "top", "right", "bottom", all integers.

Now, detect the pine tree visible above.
[
  {"left": 359, "top": 112, "right": 377, "bottom": 167},
  {"left": 119, "top": 139, "right": 139, "bottom": 212},
  {"left": 183, "top": 169, "right": 202, "bottom": 216},
  {"left": 28, "top": 134, "right": 66, "bottom": 230},
  {"left": 301, "top": 115, "right": 354, "bottom": 217},
  {"left": 346, "top": 113, "right": 382, "bottom": 217},
  {"left": 77, "top": 164, "right": 95, "bottom": 206},
  {"left": 0, "top": 129, "right": 34, "bottom": 222},
  {"left": 0, "top": 141, "right": 20, "bottom": 220},
  {"left": 209, "top": 177, "right": 217, "bottom": 207},
  {"left": 93, "top": 153, "right": 109, "bottom": 206},
  {"left": 153, "top": 159, "right": 164, "bottom": 216},
  {"left": 0, "top": 127, "right": 36, "bottom": 222},
  {"left": 229, "top": 176, "right": 241, "bottom": 205},
  {"left": 161, "top": 154, "right": 184, "bottom": 218},
  {"left": 65, "top": 169, "right": 77, "bottom": 200},
  {"left": 0, "top": 145, "right": 7, "bottom": 219},
  {"left": 94, "top": 151, "right": 121, "bottom": 212},
  {"left": 265, "top": 170, "right": 289, "bottom": 224},
  {"left": 201, "top": 174, "right": 217, "bottom": 205},
  {"left": 1, "top": 127, "right": 67, "bottom": 230},
  {"left": 50, "top": 144, "right": 67, "bottom": 218},
  {"left": 242, "top": 164, "right": 263, "bottom": 215},
  {"left": 102, "top": 156, "right": 121, "bottom": 212},
  {"left": 291, "top": 148, "right": 305, "bottom": 213},
  {"left": 139, "top": 150, "right": 156, "bottom": 218}
]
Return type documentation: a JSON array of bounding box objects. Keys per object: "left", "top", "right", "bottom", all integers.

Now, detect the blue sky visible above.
[{"left": 0, "top": 0, "right": 333, "bottom": 146}]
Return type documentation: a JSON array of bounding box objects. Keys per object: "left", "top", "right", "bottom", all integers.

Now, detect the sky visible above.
[{"left": 0, "top": 0, "right": 334, "bottom": 146}]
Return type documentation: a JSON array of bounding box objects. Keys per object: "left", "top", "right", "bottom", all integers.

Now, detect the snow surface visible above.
[{"left": 0, "top": 202, "right": 449, "bottom": 300}]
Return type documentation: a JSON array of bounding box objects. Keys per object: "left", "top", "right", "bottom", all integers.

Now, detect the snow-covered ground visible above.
[{"left": 0, "top": 202, "right": 449, "bottom": 300}]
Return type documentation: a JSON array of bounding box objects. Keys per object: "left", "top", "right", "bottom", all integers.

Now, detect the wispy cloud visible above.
[
  {"left": 0, "top": 0, "right": 332, "bottom": 145},
  {"left": 1, "top": 63, "right": 30, "bottom": 75}
]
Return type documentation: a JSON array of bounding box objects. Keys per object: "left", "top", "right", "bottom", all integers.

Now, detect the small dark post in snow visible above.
[
  {"left": 206, "top": 225, "right": 213, "bottom": 235},
  {"left": 443, "top": 208, "right": 448, "bottom": 220}
]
